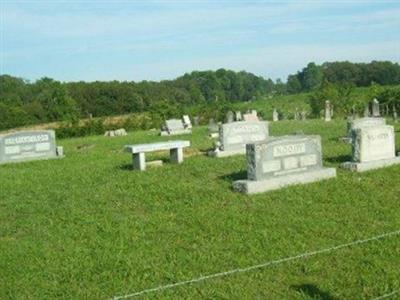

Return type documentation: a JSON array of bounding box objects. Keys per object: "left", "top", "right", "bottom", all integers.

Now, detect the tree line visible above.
[{"left": 1, "top": 61, "right": 400, "bottom": 132}]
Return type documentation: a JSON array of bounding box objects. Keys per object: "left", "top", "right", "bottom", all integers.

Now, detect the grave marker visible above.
[
  {"left": 209, "top": 121, "right": 269, "bottom": 157},
  {"left": 0, "top": 130, "right": 63, "bottom": 164},
  {"left": 233, "top": 135, "right": 336, "bottom": 194},
  {"left": 341, "top": 125, "right": 400, "bottom": 172}
]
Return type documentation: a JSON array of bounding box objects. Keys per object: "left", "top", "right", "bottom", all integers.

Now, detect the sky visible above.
[{"left": 1, "top": 0, "right": 400, "bottom": 82}]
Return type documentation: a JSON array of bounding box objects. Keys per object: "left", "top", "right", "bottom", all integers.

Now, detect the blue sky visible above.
[{"left": 1, "top": 1, "right": 399, "bottom": 82}]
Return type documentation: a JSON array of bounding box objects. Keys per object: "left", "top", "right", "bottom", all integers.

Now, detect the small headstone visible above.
[
  {"left": 272, "top": 108, "right": 279, "bottom": 122},
  {"left": 341, "top": 124, "right": 400, "bottom": 172},
  {"left": 325, "top": 100, "right": 332, "bottom": 122},
  {"left": 235, "top": 111, "right": 242, "bottom": 121},
  {"left": 0, "top": 130, "right": 63, "bottom": 164},
  {"left": 372, "top": 98, "right": 380, "bottom": 117},
  {"left": 226, "top": 111, "right": 234, "bottom": 123},
  {"left": 294, "top": 108, "right": 300, "bottom": 120},
  {"left": 364, "top": 105, "right": 370, "bottom": 117},
  {"left": 208, "top": 118, "right": 219, "bottom": 138},
  {"left": 182, "top": 115, "right": 192, "bottom": 129},
  {"left": 243, "top": 113, "right": 259, "bottom": 122},
  {"left": 233, "top": 135, "right": 336, "bottom": 194},
  {"left": 393, "top": 105, "right": 398, "bottom": 123},
  {"left": 300, "top": 111, "right": 307, "bottom": 121},
  {"left": 251, "top": 109, "right": 257, "bottom": 116},
  {"left": 209, "top": 121, "right": 269, "bottom": 157},
  {"left": 105, "top": 128, "right": 128, "bottom": 137},
  {"left": 161, "top": 119, "right": 191, "bottom": 136}
]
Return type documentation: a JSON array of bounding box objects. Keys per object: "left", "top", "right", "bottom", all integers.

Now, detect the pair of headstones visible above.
[
  {"left": 0, "top": 130, "right": 64, "bottom": 165},
  {"left": 104, "top": 128, "right": 127, "bottom": 137},
  {"left": 364, "top": 98, "right": 381, "bottom": 117}
]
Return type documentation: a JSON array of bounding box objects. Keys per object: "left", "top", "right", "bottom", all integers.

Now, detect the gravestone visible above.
[
  {"left": 104, "top": 128, "right": 127, "bottom": 137},
  {"left": 300, "top": 111, "right": 307, "bottom": 121},
  {"left": 372, "top": 98, "right": 380, "bottom": 117},
  {"left": 243, "top": 113, "right": 259, "bottom": 122},
  {"left": 325, "top": 100, "right": 332, "bottom": 122},
  {"left": 193, "top": 116, "right": 200, "bottom": 126},
  {"left": 0, "top": 130, "right": 63, "bottom": 164},
  {"left": 233, "top": 135, "right": 336, "bottom": 194},
  {"left": 208, "top": 118, "right": 219, "bottom": 138},
  {"left": 209, "top": 121, "right": 269, "bottom": 157},
  {"left": 235, "top": 111, "right": 242, "bottom": 121},
  {"left": 182, "top": 115, "right": 192, "bottom": 129},
  {"left": 226, "top": 111, "right": 234, "bottom": 123},
  {"left": 272, "top": 108, "right": 279, "bottom": 122},
  {"left": 393, "top": 105, "right": 398, "bottom": 123},
  {"left": 364, "top": 105, "right": 370, "bottom": 117},
  {"left": 294, "top": 108, "right": 300, "bottom": 120},
  {"left": 161, "top": 119, "right": 191, "bottom": 136},
  {"left": 341, "top": 124, "right": 400, "bottom": 172}
]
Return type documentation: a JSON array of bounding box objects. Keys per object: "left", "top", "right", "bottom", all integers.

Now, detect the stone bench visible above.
[{"left": 124, "top": 140, "right": 190, "bottom": 171}]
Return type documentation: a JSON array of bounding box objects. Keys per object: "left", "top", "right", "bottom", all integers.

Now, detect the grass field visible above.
[{"left": 1, "top": 120, "right": 400, "bottom": 299}]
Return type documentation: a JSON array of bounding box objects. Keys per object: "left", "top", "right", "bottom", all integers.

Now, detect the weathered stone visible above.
[
  {"left": 372, "top": 98, "right": 380, "bottom": 117},
  {"left": 272, "top": 108, "right": 279, "bottom": 122},
  {"left": 325, "top": 100, "right": 332, "bottom": 122},
  {"left": 182, "top": 115, "right": 192, "bottom": 129},
  {"left": 161, "top": 119, "right": 191, "bottom": 136},
  {"left": 243, "top": 113, "right": 259, "bottom": 122},
  {"left": 226, "top": 111, "right": 234, "bottom": 123},
  {"left": 105, "top": 128, "right": 127, "bottom": 137},
  {"left": 235, "top": 111, "right": 242, "bottom": 121},
  {"left": 364, "top": 105, "right": 370, "bottom": 117},
  {"left": 0, "top": 130, "right": 63, "bottom": 164},
  {"left": 233, "top": 135, "right": 336, "bottom": 194},
  {"left": 341, "top": 125, "right": 400, "bottom": 172},
  {"left": 209, "top": 121, "right": 269, "bottom": 157}
]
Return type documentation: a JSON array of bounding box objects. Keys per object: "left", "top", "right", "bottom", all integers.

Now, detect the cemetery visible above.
[
  {"left": 2, "top": 2, "right": 400, "bottom": 297},
  {"left": 1, "top": 115, "right": 399, "bottom": 299}
]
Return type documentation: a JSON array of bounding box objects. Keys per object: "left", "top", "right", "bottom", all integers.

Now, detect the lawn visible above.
[{"left": 1, "top": 119, "right": 399, "bottom": 299}]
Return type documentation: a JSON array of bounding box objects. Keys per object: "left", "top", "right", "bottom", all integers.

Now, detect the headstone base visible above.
[
  {"left": 340, "top": 157, "right": 400, "bottom": 172},
  {"left": 0, "top": 153, "right": 64, "bottom": 165},
  {"left": 208, "top": 148, "right": 245, "bottom": 157},
  {"left": 233, "top": 168, "right": 337, "bottom": 194},
  {"left": 160, "top": 129, "right": 191, "bottom": 136}
]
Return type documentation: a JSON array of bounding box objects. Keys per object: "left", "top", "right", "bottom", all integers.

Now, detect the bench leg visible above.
[
  {"left": 170, "top": 147, "right": 183, "bottom": 164},
  {"left": 133, "top": 152, "right": 146, "bottom": 171}
]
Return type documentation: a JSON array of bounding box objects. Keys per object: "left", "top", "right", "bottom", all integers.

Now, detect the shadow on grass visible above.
[
  {"left": 291, "top": 284, "right": 337, "bottom": 300},
  {"left": 219, "top": 170, "right": 247, "bottom": 183},
  {"left": 326, "top": 154, "right": 352, "bottom": 164}
]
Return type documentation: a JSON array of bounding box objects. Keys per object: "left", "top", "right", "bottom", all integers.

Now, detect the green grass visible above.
[{"left": 1, "top": 120, "right": 400, "bottom": 299}]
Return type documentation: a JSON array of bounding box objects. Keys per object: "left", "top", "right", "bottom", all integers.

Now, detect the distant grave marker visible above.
[
  {"left": 233, "top": 135, "right": 336, "bottom": 194},
  {"left": 209, "top": 121, "right": 269, "bottom": 157},
  {"left": 226, "top": 111, "right": 235, "bottom": 123},
  {"left": 341, "top": 124, "right": 400, "bottom": 172},
  {"left": 161, "top": 119, "right": 191, "bottom": 136},
  {"left": 372, "top": 98, "right": 380, "bottom": 117},
  {"left": 182, "top": 115, "right": 192, "bottom": 129},
  {"left": 272, "top": 108, "right": 279, "bottom": 122},
  {"left": 0, "top": 130, "right": 63, "bottom": 164}
]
